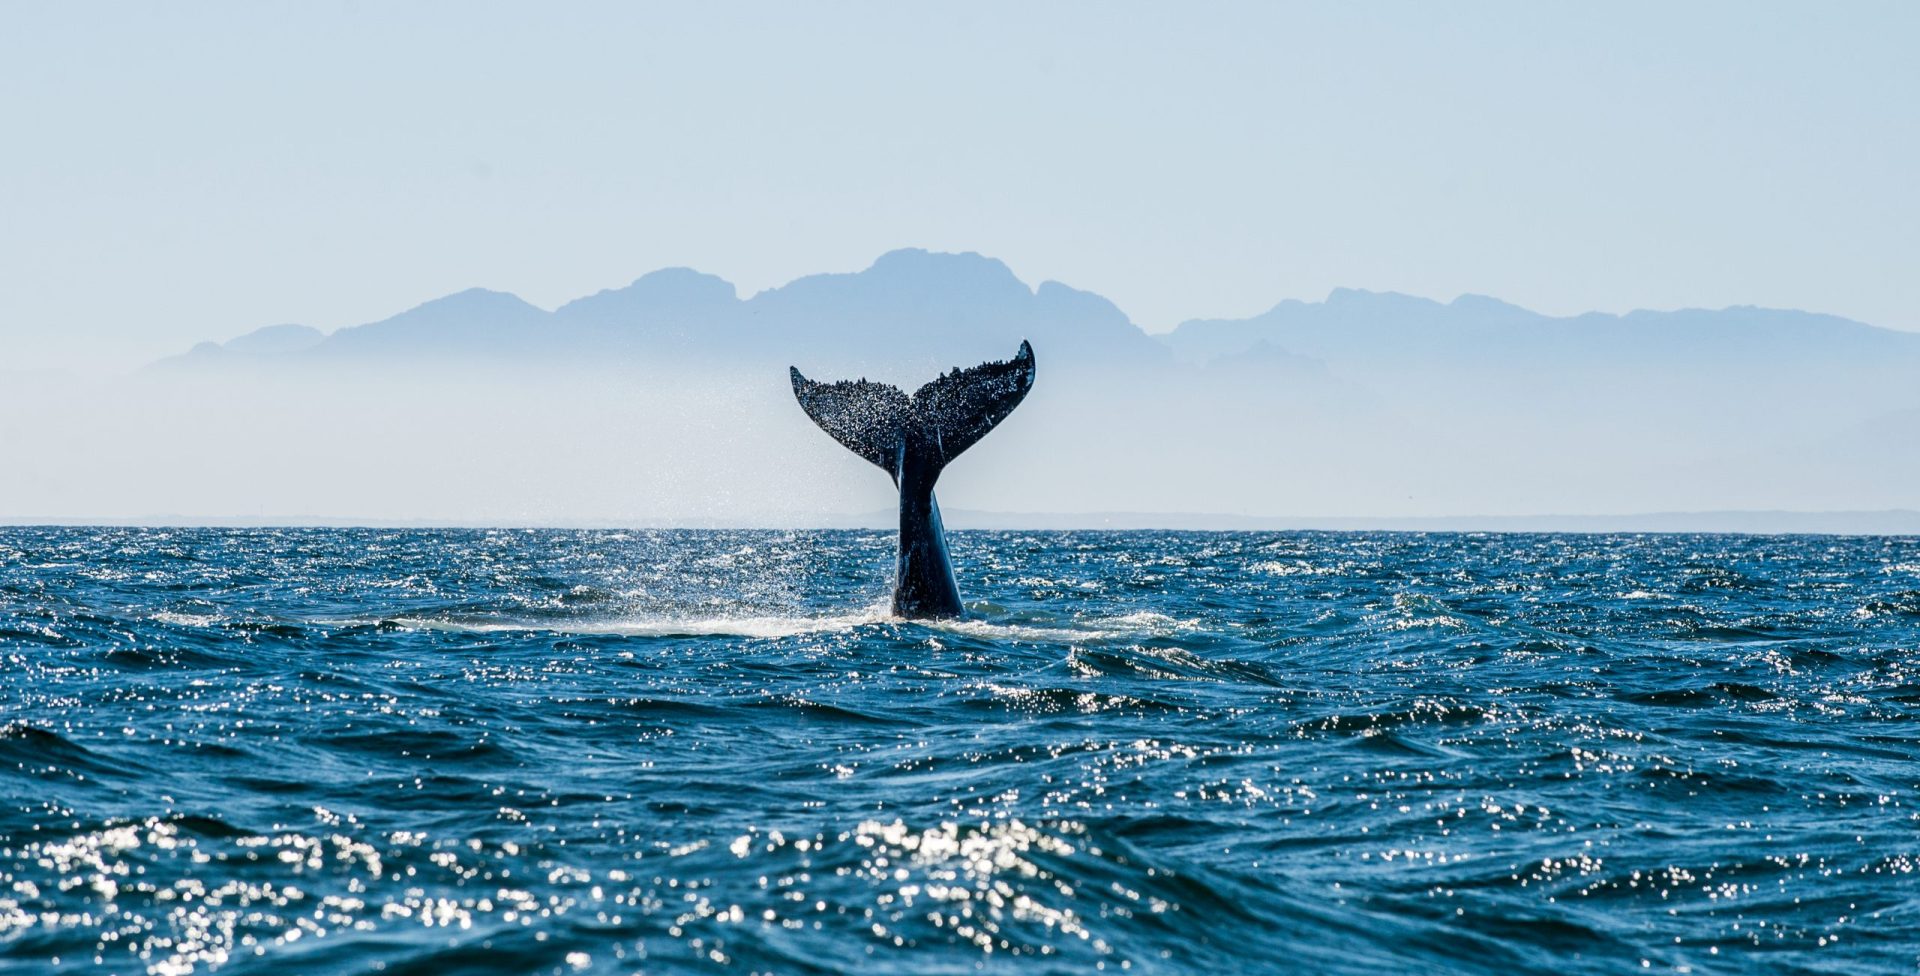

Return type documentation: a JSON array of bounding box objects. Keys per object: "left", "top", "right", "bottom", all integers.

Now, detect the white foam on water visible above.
[
  {"left": 382, "top": 612, "right": 888, "bottom": 639},
  {"left": 151, "top": 611, "right": 222, "bottom": 627},
  {"left": 921, "top": 618, "right": 1098, "bottom": 643},
  {"left": 320, "top": 606, "right": 1201, "bottom": 643}
]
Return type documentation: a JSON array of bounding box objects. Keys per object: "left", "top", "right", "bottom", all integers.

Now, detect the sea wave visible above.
[{"left": 2, "top": 527, "right": 1915, "bottom": 974}]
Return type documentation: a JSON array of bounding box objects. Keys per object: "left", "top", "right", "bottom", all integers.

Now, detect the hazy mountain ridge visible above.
[
  {"left": 156, "top": 249, "right": 1920, "bottom": 383},
  {"left": 68, "top": 248, "right": 1920, "bottom": 524},
  {"left": 158, "top": 249, "right": 1167, "bottom": 378},
  {"left": 1167, "top": 288, "right": 1920, "bottom": 370}
]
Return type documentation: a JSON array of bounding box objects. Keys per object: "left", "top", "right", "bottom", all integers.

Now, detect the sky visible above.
[{"left": 2, "top": 1, "right": 1917, "bottom": 373}]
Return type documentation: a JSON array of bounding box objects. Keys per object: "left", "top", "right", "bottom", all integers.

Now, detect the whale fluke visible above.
[
  {"left": 791, "top": 340, "right": 1036, "bottom": 618},
  {"left": 786, "top": 375, "right": 914, "bottom": 472},
  {"left": 790, "top": 340, "right": 1034, "bottom": 476}
]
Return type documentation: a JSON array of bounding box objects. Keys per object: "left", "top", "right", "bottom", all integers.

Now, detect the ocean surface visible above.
[{"left": 2, "top": 528, "right": 1918, "bottom": 975}]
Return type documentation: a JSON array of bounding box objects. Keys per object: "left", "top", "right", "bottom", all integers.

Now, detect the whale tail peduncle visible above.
[{"left": 789, "top": 340, "right": 1035, "bottom": 482}]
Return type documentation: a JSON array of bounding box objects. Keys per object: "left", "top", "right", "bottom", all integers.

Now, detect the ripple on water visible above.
[{"left": 3, "top": 528, "right": 1918, "bottom": 974}]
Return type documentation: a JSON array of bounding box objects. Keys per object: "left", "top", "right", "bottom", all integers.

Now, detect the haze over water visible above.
[{"left": 4, "top": 527, "right": 1916, "bottom": 974}]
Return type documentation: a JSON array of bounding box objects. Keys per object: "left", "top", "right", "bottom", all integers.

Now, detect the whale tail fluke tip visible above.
[{"left": 907, "top": 341, "right": 1035, "bottom": 467}]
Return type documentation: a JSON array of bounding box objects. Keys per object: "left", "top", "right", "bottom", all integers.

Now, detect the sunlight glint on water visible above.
[{"left": 2, "top": 528, "right": 1918, "bottom": 974}]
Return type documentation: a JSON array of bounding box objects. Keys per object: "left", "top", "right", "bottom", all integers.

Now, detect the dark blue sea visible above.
[{"left": 3, "top": 528, "right": 1918, "bottom": 975}]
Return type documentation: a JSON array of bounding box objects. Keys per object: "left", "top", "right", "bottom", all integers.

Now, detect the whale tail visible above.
[
  {"left": 790, "top": 341, "right": 1035, "bottom": 619},
  {"left": 789, "top": 340, "right": 1036, "bottom": 480}
]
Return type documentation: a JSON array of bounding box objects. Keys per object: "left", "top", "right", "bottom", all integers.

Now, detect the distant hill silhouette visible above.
[
  {"left": 1163, "top": 287, "right": 1920, "bottom": 457},
  {"left": 159, "top": 250, "right": 1920, "bottom": 382},
  {"left": 1167, "top": 287, "right": 1920, "bottom": 373},
  {"left": 158, "top": 249, "right": 1167, "bottom": 378},
  {"left": 315, "top": 288, "right": 549, "bottom": 360},
  {"left": 134, "top": 247, "right": 1920, "bottom": 520},
  {"left": 152, "top": 246, "right": 1920, "bottom": 442}
]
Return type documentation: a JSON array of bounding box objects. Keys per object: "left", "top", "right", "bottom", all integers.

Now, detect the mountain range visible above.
[
  {"left": 160, "top": 249, "right": 1168, "bottom": 380},
  {"left": 157, "top": 249, "right": 1920, "bottom": 432},
  {"left": 47, "top": 247, "right": 1920, "bottom": 522}
]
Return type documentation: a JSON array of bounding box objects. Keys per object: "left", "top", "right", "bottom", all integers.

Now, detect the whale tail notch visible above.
[{"left": 790, "top": 340, "right": 1035, "bottom": 478}]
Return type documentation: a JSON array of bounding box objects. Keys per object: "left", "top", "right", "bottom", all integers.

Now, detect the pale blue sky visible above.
[{"left": 3, "top": 1, "right": 1916, "bottom": 371}]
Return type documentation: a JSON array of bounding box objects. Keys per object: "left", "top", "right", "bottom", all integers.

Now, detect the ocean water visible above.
[{"left": 2, "top": 528, "right": 1918, "bottom": 975}]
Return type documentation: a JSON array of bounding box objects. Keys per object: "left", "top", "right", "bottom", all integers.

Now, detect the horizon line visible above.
[{"left": 7, "top": 507, "right": 1920, "bottom": 537}]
